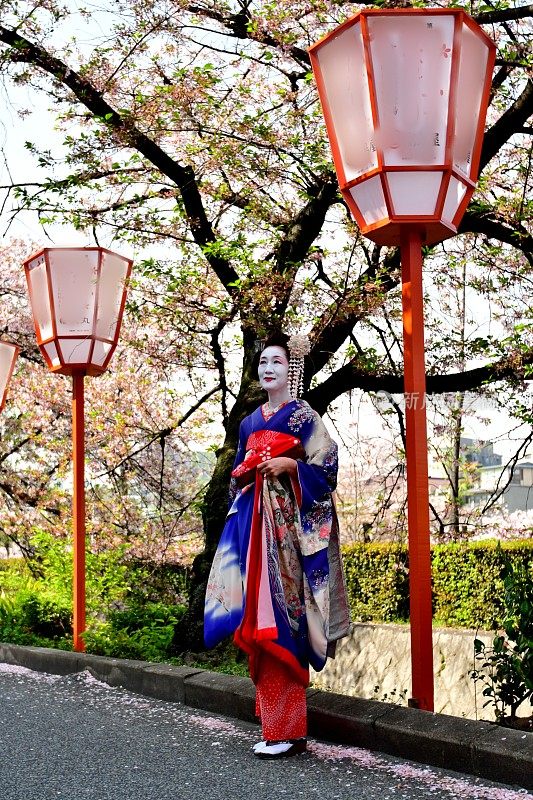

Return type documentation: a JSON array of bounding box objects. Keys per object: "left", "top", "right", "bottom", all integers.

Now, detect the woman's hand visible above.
[{"left": 257, "top": 456, "right": 297, "bottom": 480}]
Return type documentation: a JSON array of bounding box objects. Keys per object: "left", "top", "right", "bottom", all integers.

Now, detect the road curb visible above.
[{"left": 1, "top": 642, "right": 531, "bottom": 790}]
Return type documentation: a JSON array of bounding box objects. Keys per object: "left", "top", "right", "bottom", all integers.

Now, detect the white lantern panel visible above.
[
  {"left": 95, "top": 251, "right": 129, "bottom": 341},
  {"left": 0, "top": 343, "right": 16, "bottom": 399},
  {"left": 49, "top": 249, "right": 98, "bottom": 336},
  {"left": 42, "top": 342, "right": 61, "bottom": 368},
  {"left": 58, "top": 338, "right": 92, "bottom": 365},
  {"left": 315, "top": 21, "right": 377, "bottom": 181},
  {"left": 442, "top": 176, "right": 468, "bottom": 223},
  {"left": 26, "top": 256, "right": 53, "bottom": 340},
  {"left": 387, "top": 171, "right": 442, "bottom": 216},
  {"left": 350, "top": 176, "right": 387, "bottom": 225},
  {"left": 368, "top": 15, "right": 453, "bottom": 167},
  {"left": 452, "top": 23, "right": 490, "bottom": 178},
  {"left": 91, "top": 340, "right": 113, "bottom": 367}
]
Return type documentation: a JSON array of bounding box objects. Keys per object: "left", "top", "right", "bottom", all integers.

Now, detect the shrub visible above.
[
  {"left": 0, "top": 530, "right": 189, "bottom": 659},
  {"left": 472, "top": 553, "right": 533, "bottom": 723},
  {"left": 126, "top": 561, "right": 190, "bottom": 606},
  {"left": 18, "top": 593, "right": 72, "bottom": 638},
  {"left": 0, "top": 584, "right": 71, "bottom": 647},
  {"left": 1, "top": 535, "right": 532, "bottom": 662},
  {"left": 342, "top": 539, "right": 533, "bottom": 629},
  {"left": 83, "top": 602, "right": 187, "bottom": 661}
]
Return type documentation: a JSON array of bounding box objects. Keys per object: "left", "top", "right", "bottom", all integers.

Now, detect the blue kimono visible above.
[{"left": 204, "top": 400, "right": 350, "bottom": 686}]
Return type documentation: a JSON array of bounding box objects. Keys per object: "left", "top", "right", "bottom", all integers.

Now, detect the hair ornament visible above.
[{"left": 287, "top": 334, "right": 311, "bottom": 399}]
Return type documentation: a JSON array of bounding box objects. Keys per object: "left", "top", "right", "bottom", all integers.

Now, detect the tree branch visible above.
[
  {"left": 481, "top": 78, "right": 533, "bottom": 172},
  {"left": 0, "top": 24, "right": 241, "bottom": 294},
  {"left": 0, "top": 475, "right": 61, "bottom": 517},
  {"left": 308, "top": 196, "right": 532, "bottom": 383},
  {"left": 95, "top": 383, "right": 221, "bottom": 478},
  {"left": 309, "top": 247, "right": 401, "bottom": 376},
  {"left": 210, "top": 319, "right": 232, "bottom": 429},
  {"left": 307, "top": 351, "right": 533, "bottom": 416},
  {"left": 460, "top": 210, "right": 533, "bottom": 266},
  {"left": 271, "top": 174, "right": 340, "bottom": 314},
  {"left": 185, "top": 3, "right": 310, "bottom": 67},
  {"left": 475, "top": 4, "right": 533, "bottom": 24},
  {"left": 481, "top": 430, "right": 533, "bottom": 513}
]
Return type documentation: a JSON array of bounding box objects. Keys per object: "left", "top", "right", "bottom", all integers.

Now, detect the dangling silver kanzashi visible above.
[{"left": 287, "top": 334, "right": 311, "bottom": 399}]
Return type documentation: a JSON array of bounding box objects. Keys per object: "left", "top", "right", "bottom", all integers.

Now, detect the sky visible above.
[{"left": 1, "top": 82, "right": 120, "bottom": 250}]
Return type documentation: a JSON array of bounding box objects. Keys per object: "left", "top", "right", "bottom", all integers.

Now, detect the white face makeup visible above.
[{"left": 258, "top": 346, "right": 289, "bottom": 394}]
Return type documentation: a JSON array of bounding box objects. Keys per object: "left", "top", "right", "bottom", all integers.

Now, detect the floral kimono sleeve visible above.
[
  {"left": 288, "top": 403, "right": 338, "bottom": 521},
  {"left": 284, "top": 402, "right": 342, "bottom": 664}
]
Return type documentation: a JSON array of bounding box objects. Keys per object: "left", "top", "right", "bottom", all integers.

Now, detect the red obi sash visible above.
[{"left": 231, "top": 430, "right": 305, "bottom": 487}]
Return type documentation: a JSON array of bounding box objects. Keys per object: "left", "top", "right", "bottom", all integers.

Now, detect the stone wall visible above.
[{"left": 311, "top": 622, "right": 533, "bottom": 721}]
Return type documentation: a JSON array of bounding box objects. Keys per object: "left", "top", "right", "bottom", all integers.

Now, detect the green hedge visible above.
[
  {"left": 1, "top": 539, "right": 532, "bottom": 655},
  {"left": 342, "top": 542, "right": 410, "bottom": 623},
  {"left": 342, "top": 540, "right": 533, "bottom": 630}
]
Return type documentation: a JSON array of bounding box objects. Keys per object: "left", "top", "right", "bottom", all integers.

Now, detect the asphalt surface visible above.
[{"left": 0, "top": 662, "right": 531, "bottom": 800}]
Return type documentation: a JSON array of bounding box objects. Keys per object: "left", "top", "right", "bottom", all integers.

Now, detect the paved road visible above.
[{"left": 0, "top": 664, "right": 530, "bottom": 800}]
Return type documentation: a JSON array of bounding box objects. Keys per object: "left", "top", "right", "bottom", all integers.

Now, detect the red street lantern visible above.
[
  {"left": 24, "top": 247, "right": 131, "bottom": 376},
  {"left": 310, "top": 8, "right": 495, "bottom": 247},
  {"left": 23, "top": 247, "right": 132, "bottom": 651},
  {"left": 0, "top": 341, "right": 20, "bottom": 412},
  {"left": 310, "top": 9, "right": 495, "bottom": 711}
]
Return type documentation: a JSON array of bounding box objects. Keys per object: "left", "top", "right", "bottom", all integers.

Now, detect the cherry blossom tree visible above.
[
  {"left": 0, "top": 0, "right": 531, "bottom": 645},
  {"left": 0, "top": 239, "right": 213, "bottom": 564}
]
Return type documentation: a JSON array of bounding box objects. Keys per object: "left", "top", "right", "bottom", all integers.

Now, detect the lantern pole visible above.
[
  {"left": 72, "top": 369, "right": 86, "bottom": 652},
  {"left": 400, "top": 227, "right": 434, "bottom": 711},
  {"left": 310, "top": 5, "right": 496, "bottom": 718},
  {"left": 23, "top": 246, "right": 133, "bottom": 655}
]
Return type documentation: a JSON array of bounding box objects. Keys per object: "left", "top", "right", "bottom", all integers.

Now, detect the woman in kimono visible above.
[{"left": 204, "top": 334, "right": 350, "bottom": 759}]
